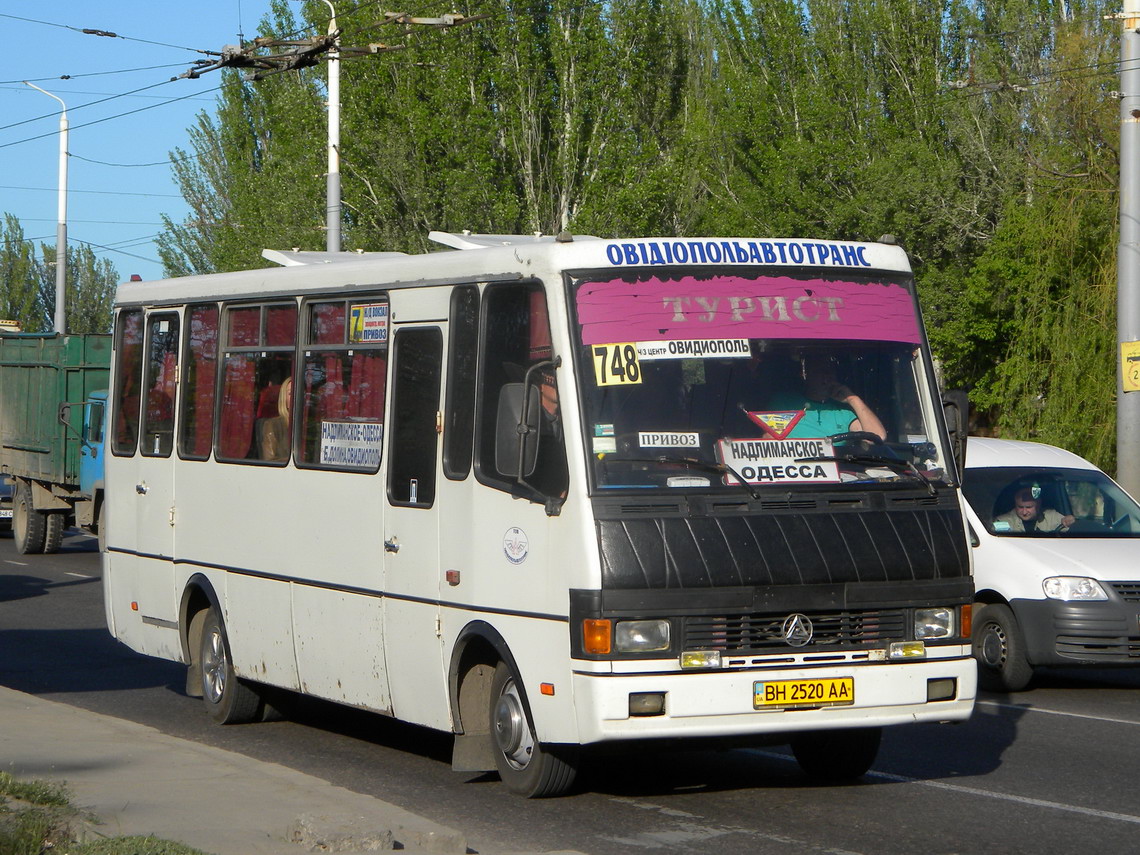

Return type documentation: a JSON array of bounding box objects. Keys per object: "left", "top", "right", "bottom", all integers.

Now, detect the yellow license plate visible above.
[{"left": 753, "top": 677, "right": 854, "bottom": 709}]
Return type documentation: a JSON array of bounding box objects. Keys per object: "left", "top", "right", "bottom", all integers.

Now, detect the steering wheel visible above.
[{"left": 830, "top": 431, "right": 884, "bottom": 446}]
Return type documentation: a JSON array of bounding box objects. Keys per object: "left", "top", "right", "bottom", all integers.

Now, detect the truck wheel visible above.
[
  {"left": 199, "top": 607, "right": 263, "bottom": 724},
  {"left": 43, "top": 512, "right": 65, "bottom": 554},
  {"left": 490, "top": 661, "right": 578, "bottom": 797},
  {"left": 13, "top": 483, "right": 45, "bottom": 555},
  {"left": 791, "top": 727, "right": 882, "bottom": 782},
  {"left": 973, "top": 603, "right": 1033, "bottom": 692}
]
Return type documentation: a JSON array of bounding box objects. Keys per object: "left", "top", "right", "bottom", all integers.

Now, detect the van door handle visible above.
[{"left": 384, "top": 538, "right": 400, "bottom": 553}]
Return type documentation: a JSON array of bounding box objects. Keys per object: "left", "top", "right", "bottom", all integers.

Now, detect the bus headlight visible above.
[
  {"left": 914, "top": 607, "right": 954, "bottom": 639},
  {"left": 615, "top": 619, "right": 671, "bottom": 653},
  {"left": 1043, "top": 577, "right": 1107, "bottom": 601}
]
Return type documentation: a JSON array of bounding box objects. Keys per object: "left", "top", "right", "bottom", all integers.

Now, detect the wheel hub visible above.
[
  {"left": 493, "top": 678, "right": 534, "bottom": 770},
  {"left": 980, "top": 623, "right": 1007, "bottom": 668}
]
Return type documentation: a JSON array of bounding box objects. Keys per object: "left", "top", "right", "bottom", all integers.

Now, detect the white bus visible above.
[{"left": 104, "top": 231, "right": 976, "bottom": 797}]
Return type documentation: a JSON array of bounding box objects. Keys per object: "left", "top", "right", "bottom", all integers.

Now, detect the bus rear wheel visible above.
[
  {"left": 13, "top": 482, "right": 45, "bottom": 555},
  {"left": 199, "top": 607, "right": 263, "bottom": 724},
  {"left": 791, "top": 727, "right": 881, "bottom": 782},
  {"left": 490, "top": 661, "right": 578, "bottom": 797}
]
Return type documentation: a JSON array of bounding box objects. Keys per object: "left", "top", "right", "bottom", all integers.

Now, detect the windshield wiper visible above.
[
  {"left": 604, "top": 455, "right": 761, "bottom": 499},
  {"left": 795, "top": 453, "right": 938, "bottom": 497}
]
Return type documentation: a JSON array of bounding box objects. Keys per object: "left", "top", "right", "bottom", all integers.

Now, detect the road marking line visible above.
[
  {"left": 4, "top": 560, "right": 27, "bottom": 566},
  {"left": 978, "top": 698, "right": 1140, "bottom": 728},
  {"left": 65, "top": 572, "right": 92, "bottom": 579},
  {"left": 748, "top": 750, "right": 1140, "bottom": 826}
]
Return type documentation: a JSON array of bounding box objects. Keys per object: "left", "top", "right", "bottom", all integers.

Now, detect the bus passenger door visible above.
[{"left": 382, "top": 323, "right": 449, "bottom": 728}]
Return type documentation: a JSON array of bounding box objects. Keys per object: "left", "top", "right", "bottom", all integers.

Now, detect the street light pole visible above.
[
  {"left": 1118, "top": 0, "right": 1140, "bottom": 492},
  {"left": 323, "top": 0, "right": 342, "bottom": 253},
  {"left": 24, "top": 82, "right": 68, "bottom": 335}
]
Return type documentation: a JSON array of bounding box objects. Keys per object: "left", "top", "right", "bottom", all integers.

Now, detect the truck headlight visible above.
[
  {"left": 1042, "top": 577, "right": 1107, "bottom": 601},
  {"left": 615, "top": 619, "right": 671, "bottom": 653},
  {"left": 914, "top": 607, "right": 954, "bottom": 639}
]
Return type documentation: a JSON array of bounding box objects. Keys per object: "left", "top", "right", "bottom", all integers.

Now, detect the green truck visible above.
[{"left": 0, "top": 333, "right": 111, "bottom": 554}]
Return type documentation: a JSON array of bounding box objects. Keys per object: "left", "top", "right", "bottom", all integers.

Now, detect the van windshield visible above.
[
  {"left": 569, "top": 267, "right": 950, "bottom": 493},
  {"left": 964, "top": 466, "right": 1140, "bottom": 537}
]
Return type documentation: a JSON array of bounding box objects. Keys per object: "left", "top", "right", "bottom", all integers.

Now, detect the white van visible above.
[{"left": 962, "top": 437, "right": 1140, "bottom": 691}]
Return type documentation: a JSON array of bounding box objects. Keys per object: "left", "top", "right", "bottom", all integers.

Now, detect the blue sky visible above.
[{"left": 1, "top": 1, "right": 279, "bottom": 283}]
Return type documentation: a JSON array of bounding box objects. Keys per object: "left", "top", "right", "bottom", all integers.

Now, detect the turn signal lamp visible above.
[
  {"left": 960, "top": 604, "right": 972, "bottom": 638},
  {"left": 583, "top": 619, "right": 612, "bottom": 655}
]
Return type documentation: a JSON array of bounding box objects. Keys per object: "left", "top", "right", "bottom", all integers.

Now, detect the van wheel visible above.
[
  {"left": 13, "top": 483, "right": 45, "bottom": 555},
  {"left": 199, "top": 607, "right": 263, "bottom": 724},
  {"left": 973, "top": 603, "right": 1033, "bottom": 692},
  {"left": 791, "top": 727, "right": 881, "bottom": 781},
  {"left": 43, "top": 512, "right": 65, "bottom": 554},
  {"left": 490, "top": 662, "right": 578, "bottom": 797}
]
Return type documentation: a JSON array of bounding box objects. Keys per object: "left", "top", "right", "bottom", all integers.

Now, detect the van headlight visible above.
[
  {"left": 914, "top": 607, "right": 954, "bottom": 639},
  {"left": 1042, "top": 577, "right": 1107, "bottom": 601},
  {"left": 615, "top": 619, "right": 671, "bottom": 652}
]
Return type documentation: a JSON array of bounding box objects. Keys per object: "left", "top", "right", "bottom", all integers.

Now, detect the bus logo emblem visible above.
[
  {"left": 781, "top": 614, "right": 814, "bottom": 647},
  {"left": 503, "top": 527, "right": 529, "bottom": 565}
]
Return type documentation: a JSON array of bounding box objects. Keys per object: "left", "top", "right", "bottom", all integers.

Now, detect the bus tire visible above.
[
  {"left": 973, "top": 603, "right": 1033, "bottom": 693},
  {"left": 490, "top": 661, "right": 578, "bottom": 797},
  {"left": 43, "top": 512, "right": 65, "bottom": 554},
  {"left": 13, "top": 482, "right": 45, "bottom": 555},
  {"left": 791, "top": 727, "right": 881, "bottom": 782},
  {"left": 199, "top": 607, "right": 263, "bottom": 724}
]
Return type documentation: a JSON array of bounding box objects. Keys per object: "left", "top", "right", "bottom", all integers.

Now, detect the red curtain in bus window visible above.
[
  {"left": 228, "top": 307, "right": 260, "bottom": 347},
  {"left": 348, "top": 351, "right": 386, "bottom": 419},
  {"left": 219, "top": 356, "right": 256, "bottom": 459},
  {"left": 191, "top": 356, "right": 216, "bottom": 457},
  {"left": 266, "top": 304, "right": 297, "bottom": 346},
  {"left": 529, "top": 289, "right": 552, "bottom": 361},
  {"left": 113, "top": 310, "right": 145, "bottom": 454}
]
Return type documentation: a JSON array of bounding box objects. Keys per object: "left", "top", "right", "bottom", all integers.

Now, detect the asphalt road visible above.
[{"left": 1, "top": 530, "right": 1138, "bottom": 855}]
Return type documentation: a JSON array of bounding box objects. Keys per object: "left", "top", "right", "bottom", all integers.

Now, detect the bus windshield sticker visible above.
[
  {"left": 320, "top": 420, "right": 383, "bottom": 469},
  {"left": 744, "top": 410, "right": 805, "bottom": 440},
  {"left": 639, "top": 432, "right": 700, "bottom": 449},
  {"left": 635, "top": 339, "right": 750, "bottom": 360},
  {"left": 349, "top": 303, "right": 389, "bottom": 344},
  {"left": 593, "top": 436, "right": 617, "bottom": 455},
  {"left": 716, "top": 438, "right": 840, "bottom": 484},
  {"left": 577, "top": 275, "right": 920, "bottom": 346},
  {"left": 591, "top": 343, "right": 642, "bottom": 386}
]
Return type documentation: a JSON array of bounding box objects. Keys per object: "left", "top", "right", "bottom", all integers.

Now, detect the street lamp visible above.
[
  {"left": 24, "top": 81, "right": 67, "bottom": 335},
  {"left": 323, "top": 0, "right": 342, "bottom": 253}
]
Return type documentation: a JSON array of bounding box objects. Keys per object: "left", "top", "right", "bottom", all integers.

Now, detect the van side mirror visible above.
[
  {"left": 942, "top": 389, "right": 969, "bottom": 477},
  {"left": 495, "top": 382, "right": 541, "bottom": 478}
]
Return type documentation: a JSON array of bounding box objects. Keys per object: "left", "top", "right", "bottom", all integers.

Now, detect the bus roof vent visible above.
[
  {"left": 428, "top": 230, "right": 600, "bottom": 250},
  {"left": 261, "top": 249, "right": 407, "bottom": 267}
]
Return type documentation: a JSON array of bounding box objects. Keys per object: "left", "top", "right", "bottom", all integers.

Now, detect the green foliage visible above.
[
  {"left": 0, "top": 215, "right": 117, "bottom": 333},
  {"left": 154, "top": 0, "right": 1125, "bottom": 468}
]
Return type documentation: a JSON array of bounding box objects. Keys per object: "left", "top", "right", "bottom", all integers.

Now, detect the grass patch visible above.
[{"left": 0, "top": 773, "right": 209, "bottom": 855}]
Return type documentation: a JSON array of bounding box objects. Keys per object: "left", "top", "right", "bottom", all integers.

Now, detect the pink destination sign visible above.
[{"left": 576, "top": 274, "right": 922, "bottom": 346}]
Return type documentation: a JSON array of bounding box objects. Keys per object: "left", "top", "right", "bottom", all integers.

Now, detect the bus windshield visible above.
[{"left": 570, "top": 267, "right": 949, "bottom": 493}]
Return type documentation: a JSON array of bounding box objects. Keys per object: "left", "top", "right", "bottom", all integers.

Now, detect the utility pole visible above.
[
  {"left": 323, "top": 1, "right": 342, "bottom": 253},
  {"left": 24, "top": 82, "right": 68, "bottom": 335},
  {"left": 1119, "top": 0, "right": 1140, "bottom": 492}
]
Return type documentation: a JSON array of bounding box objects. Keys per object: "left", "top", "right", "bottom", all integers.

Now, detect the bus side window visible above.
[
  {"left": 141, "top": 313, "right": 180, "bottom": 458},
  {"left": 476, "top": 283, "right": 568, "bottom": 500},
  {"left": 388, "top": 327, "right": 442, "bottom": 506},
  {"left": 111, "top": 308, "right": 145, "bottom": 456},
  {"left": 443, "top": 285, "right": 479, "bottom": 480}
]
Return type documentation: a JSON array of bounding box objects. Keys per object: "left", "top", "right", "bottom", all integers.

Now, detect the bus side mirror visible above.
[
  {"left": 495, "top": 382, "right": 540, "bottom": 478},
  {"left": 942, "top": 389, "right": 969, "bottom": 477}
]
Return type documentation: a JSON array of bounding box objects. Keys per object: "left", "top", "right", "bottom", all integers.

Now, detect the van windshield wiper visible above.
[
  {"left": 605, "top": 455, "right": 761, "bottom": 499},
  {"left": 795, "top": 453, "right": 938, "bottom": 496}
]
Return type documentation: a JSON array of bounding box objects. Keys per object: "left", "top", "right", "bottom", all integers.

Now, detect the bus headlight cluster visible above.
[
  {"left": 615, "top": 619, "right": 671, "bottom": 653},
  {"left": 1043, "top": 577, "right": 1107, "bottom": 601},
  {"left": 914, "top": 607, "right": 954, "bottom": 639}
]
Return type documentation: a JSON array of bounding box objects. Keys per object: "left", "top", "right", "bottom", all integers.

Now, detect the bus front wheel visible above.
[
  {"left": 199, "top": 607, "right": 263, "bottom": 724},
  {"left": 490, "top": 661, "right": 578, "bottom": 797},
  {"left": 791, "top": 727, "right": 881, "bottom": 782}
]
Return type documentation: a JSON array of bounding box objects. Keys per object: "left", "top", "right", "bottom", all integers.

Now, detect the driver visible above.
[
  {"left": 767, "top": 354, "right": 886, "bottom": 440},
  {"left": 994, "top": 487, "right": 1074, "bottom": 533}
]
